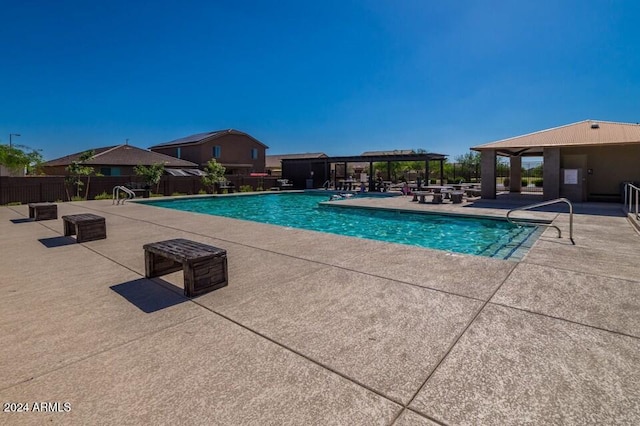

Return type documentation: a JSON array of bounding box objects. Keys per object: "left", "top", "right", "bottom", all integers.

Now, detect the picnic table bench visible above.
[
  {"left": 62, "top": 213, "right": 107, "bottom": 243},
  {"left": 143, "top": 238, "right": 228, "bottom": 297},
  {"left": 28, "top": 202, "right": 58, "bottom": 221},
  {"left": 412, "top": 191, "right": 432, "bottom": 204}
]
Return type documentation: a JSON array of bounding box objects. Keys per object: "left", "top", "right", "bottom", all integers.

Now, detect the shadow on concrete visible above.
[
  {"left": 11, "top": 218, "right": 33, "bottom": 224},
  {"left": 110, "top": 278, "right": 188, "bottom": 313},
  {"left": 38, "top": 236, "right": 78, "bottom": 247}
]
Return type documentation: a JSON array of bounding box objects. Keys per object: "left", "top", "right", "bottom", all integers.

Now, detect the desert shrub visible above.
[
  {"left": 503, "top": 178, "right": 510, "bottom": 187},
  {"left": 534, "top": 179, "right": 544, "bottom": 187},
  {"left": 239, "top": 185, "right": 253, "bottom": 192},
  {"left": 521, "top": 179, "right": 528, "bottom": 187},
  {"left": 94, "top": 191, "right": 111, "bottom": 200}
]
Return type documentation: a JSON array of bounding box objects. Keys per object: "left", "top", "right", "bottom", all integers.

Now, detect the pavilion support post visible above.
[
  {"left": 425, "top": 161, "right": 429, "bottom": 183},
  {"left": 543, "top": 148, "right": 560, "bottom": 200},
  {"left": 509, "top": 156, "right": 522, "bottom": 193},
  {"left": 481, "top": 150, "right": 497, "bottom": 199},
  {"left": 369, "top": 162, "right": 374, "bottom": 192},
  {"left": 439, "top": 160, "right": 444, "bottom": 185}
]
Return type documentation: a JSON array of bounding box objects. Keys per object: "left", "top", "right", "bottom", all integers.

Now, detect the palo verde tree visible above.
[
  {"left": 454, "top": 151, "right": 481, "bottom": 182},
  {"left": 65, "top": 150, "right": 95, "bottom": 200},
  {"left": 0, "top": 144, "right": 43, "bottom": 175},
  {"left": 202, "top": 159, "right": 226, "bottom": 193},
  {"left": 134, "top": 163, "right": 165, "bottom": 194}
]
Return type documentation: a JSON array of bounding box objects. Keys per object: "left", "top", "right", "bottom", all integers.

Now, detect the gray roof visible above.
[
  {"left": 42, "top": 145, "right": 198, "bottom": 168},
  {"left": 266, "top": 153, "right": 328, "bottom": 168},
  {"left": 150, "top": 129, "right": 268, "bottom": 149},
  {"left": 361, "top": 149, "right": 416, "bottom": 156}
]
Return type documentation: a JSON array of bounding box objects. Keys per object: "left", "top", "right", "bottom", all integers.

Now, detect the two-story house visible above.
[{"left": 149, "top": 129, "right": 268, "bottom": 175}]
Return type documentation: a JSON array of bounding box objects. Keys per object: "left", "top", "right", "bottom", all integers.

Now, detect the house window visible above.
[
  {"left": 251, "top": 148, "right": 258, "bottom": 160},
  {"left": 99, "top": 167, "right": 121, "bottom": 176},
  {"left": 213, "top": 146, "right": 221, "bottom": 158},
  {"left": 176, "top": 147, "right": 181, "bottom": 159}
]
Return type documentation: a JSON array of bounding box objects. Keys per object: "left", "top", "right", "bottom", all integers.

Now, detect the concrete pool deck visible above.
[{"left": 1, "top": 194, "right": 638, "bottom": 424}]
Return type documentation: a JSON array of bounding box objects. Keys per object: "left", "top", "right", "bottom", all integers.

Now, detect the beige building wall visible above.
[{"left": 562, "top": 145, "right": 640, "bottom": 198}]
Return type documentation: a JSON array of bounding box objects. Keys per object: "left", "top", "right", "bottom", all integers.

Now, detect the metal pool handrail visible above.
[
  {"left": 112, "top": 186, "right": 136, "bottom": 205},
  {"left": 506, "top": 197, "right": 574, "bottom": 245},
  {"left": 624, "top": 183, "right": 640, "bottom": 221}
]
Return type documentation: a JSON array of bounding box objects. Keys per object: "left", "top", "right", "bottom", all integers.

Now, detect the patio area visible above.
[{"left": 1, "top": 195, "right": 638, "bottom": 425}]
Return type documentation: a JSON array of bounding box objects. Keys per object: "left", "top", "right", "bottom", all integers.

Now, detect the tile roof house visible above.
[
  {"left": 41, "top": 144, "right": 199, "bottom": 176},
  {"left": 471, "top": 120, "right": 640, "bottom": 201},
  {"left": 149, "top": 129, "right": 268, "bottom": 175}
]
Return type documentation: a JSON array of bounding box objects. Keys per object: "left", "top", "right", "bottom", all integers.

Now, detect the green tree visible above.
[
  {"left": 0, "top": 144, "right": 43, "bottom": 174},
  {"left": 134, "top": 163, "right": 165, "bottom": 194},
  {"left": 454, "top": 151, "right": 481, "bottom": 182},
  {"left": 373, "top": 161, "right": 406, "bottom": 182},
  {"left": 65, "top": 150, "right": 95, "bottom": 200},
  {"left": 202, "top": 159, "right": 226, "bottom": 193}
]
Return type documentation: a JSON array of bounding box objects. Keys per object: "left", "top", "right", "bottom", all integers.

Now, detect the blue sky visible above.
[{"left": 2, "top": 0, "right": 639, "bottom": 161}]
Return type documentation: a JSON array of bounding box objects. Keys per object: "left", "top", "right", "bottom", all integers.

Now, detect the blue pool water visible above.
[{"left": 142, "top": 193, "right": 540, "bottom": 259}]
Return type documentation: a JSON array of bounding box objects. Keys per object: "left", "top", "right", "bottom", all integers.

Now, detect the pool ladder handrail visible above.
[
  {"left": 623, "top": 182, "right": 640, "bottom": 221},
  {"left": 506, "top": 197, "right": 575, "bottom": 245},
  {"left": 112, "top": 186, "right": 136, "bottom": 205}
]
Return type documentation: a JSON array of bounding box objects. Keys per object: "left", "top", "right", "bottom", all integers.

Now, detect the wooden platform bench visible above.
[
  {"left": 62, "top": 213, "right": 107, "bottom": 243},
  {"left": 28, "top": 202, "right": 58, "bottom": 221},
  {"left": 143, "top": 238, "right": 228, "bottom": 297}
]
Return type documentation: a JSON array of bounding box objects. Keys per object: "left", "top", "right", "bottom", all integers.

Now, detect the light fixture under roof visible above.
[{"left": 591, "top": 122, "right": 600, "bottom": 129}]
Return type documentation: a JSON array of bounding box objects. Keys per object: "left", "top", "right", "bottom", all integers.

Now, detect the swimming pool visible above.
[{"left": 142, "top": 193, "right": 540, "bottom": 259}]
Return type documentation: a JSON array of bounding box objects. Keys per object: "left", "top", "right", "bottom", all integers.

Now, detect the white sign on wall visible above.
[{"left": 564, "top": 169, "right": 578, "bottom": 185}]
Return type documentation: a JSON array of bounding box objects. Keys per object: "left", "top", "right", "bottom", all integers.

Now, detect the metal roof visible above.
[
  {"left": 281, "top": 152, "right": 447, "bottom": 164},
  {"left": 472, "top": 120, "right": 640, "bottom": 156},
  {"left": 266, "top": 153, "right": 328, "bottom": 168}
]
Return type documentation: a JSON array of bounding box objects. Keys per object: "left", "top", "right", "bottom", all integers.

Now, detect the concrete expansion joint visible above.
[
  {"left": 188, "top": 299, "right": 407, "bottom": 407},
  {"left": 523, "top": 260, "right": 640, "bottom": 286},
  {"left": 0, "top": 314, "right": 204, "bottom": 393},
  {"left": 402, "top": 263, "right": 520, "bottom": 414},
  {"left": 487, "top": 302, "right": 640, "bottom": 341}
]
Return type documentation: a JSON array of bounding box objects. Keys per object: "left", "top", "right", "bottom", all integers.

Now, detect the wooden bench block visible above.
[
  {"left": 144, "top": 238, "right": 228, "bottom": 297},
  {"left": 62, "top": 213, "right": 106, "bottom": 243},
  {"left": 28, "top": 203, "right": 58, "bottom": 221}
]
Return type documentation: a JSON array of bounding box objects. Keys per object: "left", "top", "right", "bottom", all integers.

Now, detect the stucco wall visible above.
[
  {"left": 562, "top": 145, "right": 640, "bottom": 197},
  {"left": 152, "top": 134, "right": 266, "bottom": 173}
]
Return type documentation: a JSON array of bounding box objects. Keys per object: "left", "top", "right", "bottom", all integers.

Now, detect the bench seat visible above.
[
  {"left": 62, "top": 213, "right": 106, "bottom": 243},
  {"left": 28, "top": 203, "right": 58, "bottom": 221},
  {"left": 143, "top": 238, "right": 228, "bottom": 297}
]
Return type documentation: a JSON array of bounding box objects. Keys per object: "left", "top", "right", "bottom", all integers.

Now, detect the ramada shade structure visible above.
[{"left": 281, "top": 152, "right": 448, "bottom": 190}]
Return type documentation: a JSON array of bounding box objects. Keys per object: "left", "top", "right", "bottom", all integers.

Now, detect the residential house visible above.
[
  {"left": 41, "top": 144, "right": 199, "bottom": 176},
  {"left": 149, "top": 129, "right": 268, "bottom": 175}
]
